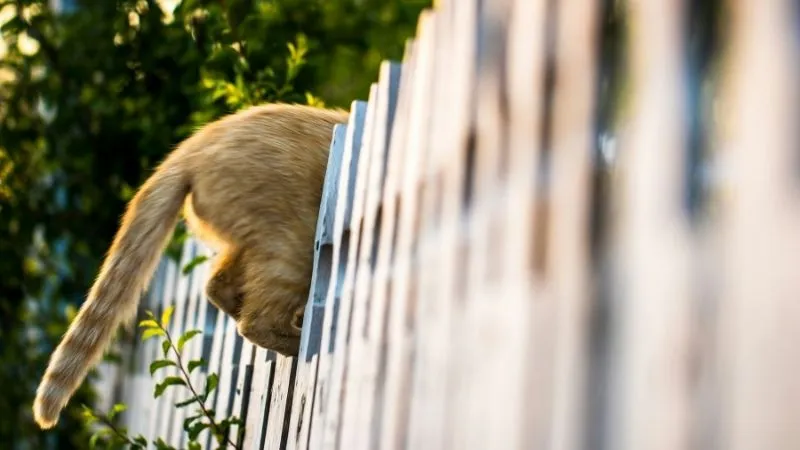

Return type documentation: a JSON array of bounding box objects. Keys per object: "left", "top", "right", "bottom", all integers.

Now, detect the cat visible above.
[{"left": 33, "top": 103, "right": 348, "bottom": 429}]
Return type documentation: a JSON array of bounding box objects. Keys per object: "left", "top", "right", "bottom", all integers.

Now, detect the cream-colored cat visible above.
[{"left": 33, "top": 103, "right": 348, "bottom": 429}]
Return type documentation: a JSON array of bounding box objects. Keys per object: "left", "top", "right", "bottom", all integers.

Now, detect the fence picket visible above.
[
  {"left": 229, "top": 342, "right": 255, "bottom": 447},
  {"left": 323, "top": 84, "right": 379, "bottom": 450},
  {"left": 444, "top": 0, "right": 513, "bottom": 448},
  {"left": 288, "top": 123, "right": 349, "bottom": 450},
  {"left": 349, "top": 60, "right": 402, "bottom": 450},
  {"left": 715, "top": 1, "right": 800, "bottom": 449},
  {"left": 546, "top": 0, "right": 599, "bottom": 449},
  {"left": 607, "top": 2, "right": 693, "bottom": 450},
  {"left": 364, "top": 40, "right": 415, "bottom": 450},
  {"left": 198, "top": 293, "right": 230, "bottom": 445},
  {"left": 309, "top": 101, "right": 368, "bottom": 450},
  {"left": 501, "top": 0, "right": 552, "bottom": 448},
  {"left": 263, "top": 356, "right": 297, "bottom": 449},
  {"left": 210, "top": 323, "right": 244, "bottom": 448},
  {"left": 378, "top": 10, "right": 435, "bottom": 450},
  {"left": 406, "top": 5, "right": 450, "bottom": 448},
  {"left": 336, "top": 81, "right": 381, "bottom": 450}
]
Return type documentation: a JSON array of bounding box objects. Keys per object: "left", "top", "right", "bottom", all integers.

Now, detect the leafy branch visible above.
[
  {"left": 80, "top": 404, "right": 148, "bottom": 450},
  {"left": 81, "top": 306, "right": 244, "bottom": 450},
  {"left": 143, "top": 307, "right": 242, "bottom": 449}
]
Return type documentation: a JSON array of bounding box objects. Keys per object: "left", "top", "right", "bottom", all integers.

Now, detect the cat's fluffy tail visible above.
[{"left": 33, "top": 147, "right": 193, "bottom": 429}]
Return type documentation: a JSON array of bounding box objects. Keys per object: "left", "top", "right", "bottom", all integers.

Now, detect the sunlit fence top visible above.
[{"left": 93, "top": 0, "right": 800, "bottom": 449}]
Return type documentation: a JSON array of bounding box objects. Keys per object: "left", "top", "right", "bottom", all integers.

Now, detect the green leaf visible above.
[
  {"left": 175, "top": 395, "right": 200, "bottom": 408},
  {"left": 161, "top": 305, "right": 175, "bottom": 328},
  {"left": 183, "top": 413, "right": 203, "bottom": 431},
  {"left": 188, "top": 442, "right": 202, "bottom": 450},
  {"left": 305, "top": 92, "right": 325, "bottom": 108},
  {"left": 204, "top": 373, "right": 218, "bottom": 399},
  {"left": 88, "top": 428, "right": 111, "bottom": 449},
  {"left": 229, "top": 416, "right": 244, "bottom": 426},
  {"left": 165, "top": 225, "right": 188, "bottom": 262},
  {"left": 133, "top": 435, "right": 148, "bottom": 448},
  {"left": 182, "top": 255, "right": 209, "bottom": 274},
  {"left": 108, "top": 403, "right": 127, "bottom": 421},
  {"left": 219, "top": 416, "right": 243, "bottom": 431},
  {"left": 162, "top": 340, "right": 171, "bottom": 357},
  {"left": 103, "top": 351, "right": 123, "bottom": 364},
  {"left": 187, "top": 421, "right": 210, "bottom": 441},
  {"left": 121, "top": 426, "right": 131, "bottom": 437},
  {"left": 138, "top": 319, "right": 160, "bottom": 329},
  {"left": 154, "top": 437, "right": 176, "bottom": 450},
  {"left": 154, "top": 376, "right": 186, "bottom": 398},
  {"left": 149, "top": 359, "right": 177, "bottom": 376},
  {"left": 142, "top": 327, "right": 166, "bottom": 341},
  {"left": 89, "top": 432, "right": 102, "bottom": 450},
  {"left": 178, "top": 329, "right": 203, "bottom": 352},
  {"left": 188, "top": 358, "right": 206, "bottom": 374},
  {"left": 80, "top": 404, "right": 97, "bottom": 425},
  {"left": 214, "top": 426, "right": 226, "bottom": 444}
]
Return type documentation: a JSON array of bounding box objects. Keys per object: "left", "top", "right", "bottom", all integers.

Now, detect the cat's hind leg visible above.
[
  {"left": 235, "top": 254, "right": 309, "bottom": 356},
  {"left": 205, "top": 248, "right": 245, "bottom": 320}
]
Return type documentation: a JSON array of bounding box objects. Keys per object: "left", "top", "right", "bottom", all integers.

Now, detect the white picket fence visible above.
[{"left": 93, "top": 0, "right": 800, "bottom": 449}]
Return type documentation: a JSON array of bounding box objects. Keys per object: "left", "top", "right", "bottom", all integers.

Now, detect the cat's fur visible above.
[{"left": 33, "top": 103, "right": 348, "bottom": 429}]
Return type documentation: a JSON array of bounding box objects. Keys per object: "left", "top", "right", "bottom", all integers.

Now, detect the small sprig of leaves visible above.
[
  {"left": 82, "top": 306, "right": 244, "bottom": 449},
  {"left": 81, "top": 404, "right": 149, "bottom": 450}
]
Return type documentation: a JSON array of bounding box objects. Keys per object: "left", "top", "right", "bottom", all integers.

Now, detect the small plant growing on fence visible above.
[{"left": 80, "top": 306, "right": 244, "bottom": 450}]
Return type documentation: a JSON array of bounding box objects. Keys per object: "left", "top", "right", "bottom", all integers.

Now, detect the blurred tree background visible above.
[{"left": 0, "top": 0, "right": 427, "bottom": 447}]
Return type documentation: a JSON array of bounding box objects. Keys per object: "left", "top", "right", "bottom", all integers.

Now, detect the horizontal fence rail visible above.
[{"left": 92, "top": 0, "right": 800, "bottom": 449}]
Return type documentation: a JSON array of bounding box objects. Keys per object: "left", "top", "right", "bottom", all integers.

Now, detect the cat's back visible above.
[
  {"left": 185, "top": 103, "right": 348, "bottom": 244},
  {"left": 194, "top": 104, "right": 345, "bottom": 175}
]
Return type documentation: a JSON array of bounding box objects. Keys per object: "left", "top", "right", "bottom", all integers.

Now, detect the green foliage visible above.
[
  {"left": 178, "top": 329, "right": 203, "bottom": 351},
  {"left": 181, "top": 255, "right": 209, "bottom": 275},
  {"left": 187, "top": 358, "right": 205, "bottom": 374},
  {"left": 0, "top": 0, "right": 426, "bottom": 446},
  {"left": 148, "top": 359, "right": 177, "bottom": 375},
  {"left": 160, "top": 305, "right": 175, "bottom": 329},
  {"left": 83, "top": 313, "right": 238, "bottom": 449}
]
